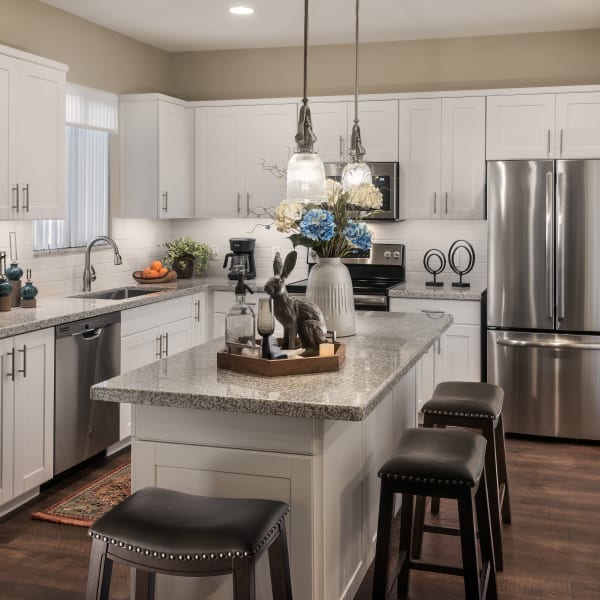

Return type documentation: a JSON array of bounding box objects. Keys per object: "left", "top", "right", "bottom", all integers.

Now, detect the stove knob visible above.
[
  {"left": 383, "top": 250, "right": 392, "bottom": 259},
  {"left": 392, "top": 250, "right": 402, "bottom": 260}
]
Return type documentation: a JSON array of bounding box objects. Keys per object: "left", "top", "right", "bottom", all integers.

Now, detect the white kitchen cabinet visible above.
[
  {"left": 310, "top": 100, "right": 399, "bottom": 163},
  {"left": 0, "top": 47, "right": 66, "bottom": 220},
  {"left": 390, "top": 298, "right": 481, "bottom": 402},
  {"left": 0, "top": 328, "right": 54, "bottom": 508},
  {"left": 195, "top": 103, "right": 295, "bottom": 218},
  {"left": 120, "top": 94, "right": 194, "bottom": 219},
  {"left": 487, "top": 92, "right": 600, "bottom": 159},
  {"left": 400, "top": 97, "right": 485, "bottom": 220}
]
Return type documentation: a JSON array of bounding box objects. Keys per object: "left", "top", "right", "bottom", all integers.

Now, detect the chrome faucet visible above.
[{"left": 82, "top": 236, "right": 123, "bottom": 292}]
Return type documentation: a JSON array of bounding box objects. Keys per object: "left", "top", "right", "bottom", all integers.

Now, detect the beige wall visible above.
[
  {"left": 171, "top": 28, "right": 600, "bottom": 101},
  {"left": 0, "top": 0, "right": 171, "bottom": 93}
]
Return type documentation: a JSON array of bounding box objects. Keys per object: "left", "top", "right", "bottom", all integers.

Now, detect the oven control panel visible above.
[{"left": 308, "top": 243, "right": 405, "bottom": 266}]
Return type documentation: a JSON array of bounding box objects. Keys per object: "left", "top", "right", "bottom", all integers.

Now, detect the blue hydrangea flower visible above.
[
  {"left": 343, "top": 220, "right": 372, "bottom": 250},
  {"left": 299, "top": 209, "right": 336, "bottom": 242}
]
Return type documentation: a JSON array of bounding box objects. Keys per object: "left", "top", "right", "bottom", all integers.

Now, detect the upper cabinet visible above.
[
  {"left": 120, "top": 95, "right": 194, "bottom": 219},
  {"left": 486, "top": 92, "right": 600, "bottom": 159},
  {"left": 0, "top": 47, "right": 66, "bottom": 221},
  {"left": 309, "top": 100, "right": 399, "bottom": 162},
  {"left": 399, "top": 96, "right": 485, "bottom": 220},
  {"left": 195, "top": 103, "right": 296, "bottom": 218}
]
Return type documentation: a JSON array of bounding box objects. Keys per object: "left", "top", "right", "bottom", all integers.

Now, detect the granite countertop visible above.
[
  {"left": 91, "top": 311, "right": 452, "bottom": 422},
  {"left": 0, "top": 276, "right": 267, "bottom": 339},
  {"left": 389, "top": 281, "right": 486, "bottom": 301}
]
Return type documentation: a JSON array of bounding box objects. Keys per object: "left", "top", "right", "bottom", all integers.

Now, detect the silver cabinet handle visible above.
[
  {"left": 556, "top": 172, "right": 566, "bottom": 320},
  {"left": 444, "top": 191, "right": 448, "bottom": 214},
  {"left": 432, "top": 192, "right": 437, "bottom": 214},
  {"left": 497, "top": 338, "right": 600, "bottom": 351},
  {"left": 6, "top": 349, "right": 15, "bottom": 381},
  {"left": 437, "top": 338, "right": 441, "bottom": 354},
  {"left": 23, "top": 184, "right": 29, "bottom": 212},
  {"left": 246, "top": 192, "right": 250, "bottom": 216},
  {"left": 11, "top": 184, "right": 19, "bottom": 212},
  {"left": 18, "top": 345, "right": 27, "bottom": 378},
  {"left": 545, "top": 171, "right": 554, "bottom": 320},
  {"left": 560, "top": 128, "right": 564, "bottom": 157},
  {"left": 547, "top": 129, "right": 551, "bottom": 157},
  {"left": 236, "top": 192, "right": 241, "bottom": 215},
  {"left": 155, "top": 335, "right": 162, "bottom": 358},
  {"left": 195, "top": 299, "right": 201, "bottom": 322},
  {"left": 162, "top": 192, "right": 168, "bottom": 212},
  {"left": 339, "top": 135, "right": 344, "bottom": 161},
  {"left": 162, "top": 332, "right": 169, "bottom": 357}
]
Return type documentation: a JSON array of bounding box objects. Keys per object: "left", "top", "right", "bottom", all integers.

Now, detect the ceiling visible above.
[{"left": 39, "top": 0, "right": 600, "bottom": 52}]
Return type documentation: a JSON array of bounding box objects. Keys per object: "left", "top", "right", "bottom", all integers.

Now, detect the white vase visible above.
[{"left": 306, "top": 257, "right": 356, "bottom": 337}]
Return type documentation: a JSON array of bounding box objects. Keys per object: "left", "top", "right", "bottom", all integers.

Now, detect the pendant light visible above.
[
  {"left": 341, "top": 0, "right": 371, "bottom": 190},
  {"left": 286, "top": 0, "right": 327, "bottom": 204}
]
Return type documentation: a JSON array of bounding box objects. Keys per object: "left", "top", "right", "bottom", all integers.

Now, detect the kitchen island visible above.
[{"left": 91, "top": 311, "right": 452, "bottom": 600}]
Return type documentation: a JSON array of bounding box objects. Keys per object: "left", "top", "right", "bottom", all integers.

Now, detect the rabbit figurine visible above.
[{"left": 263, "top": 251, "right": 327, "bottom": 355}]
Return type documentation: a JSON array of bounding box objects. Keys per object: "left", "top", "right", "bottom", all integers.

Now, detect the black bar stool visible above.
[
  {"left": 412, "top": 381, "right": 511, "bottom": 571},
  {"left": 85, "top": 487, "right": 293, "bottom": 600},
  {"left": 372, "top": 427, "right": 497, "bottom": 600}
]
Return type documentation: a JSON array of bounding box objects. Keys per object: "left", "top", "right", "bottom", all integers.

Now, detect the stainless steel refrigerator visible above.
[{"left": 487, "top": 159, "right": 600, "bottom": 440}]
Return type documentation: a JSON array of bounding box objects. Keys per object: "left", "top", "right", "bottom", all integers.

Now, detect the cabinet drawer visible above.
[
  {"left": 389, "top": 297, "right": 481, "bottom": 325},
  {"left": 121, "top": 296, "right": 192, "bottom": 336}
]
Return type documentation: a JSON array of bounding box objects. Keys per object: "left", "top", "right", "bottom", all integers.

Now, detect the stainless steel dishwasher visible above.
[{"left": 54, "top": 312, "right": 121, "bottom": 475}]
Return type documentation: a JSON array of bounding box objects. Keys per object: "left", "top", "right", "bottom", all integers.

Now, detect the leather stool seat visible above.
[
  {"left": 373, "top": 427, "right": 497, "bottom": 600},
  {"left": 423, "top": 381, "right": 504, "bottom": 419},
  {"left": 86, "top": 487, "right": 293, "bottom": 600}
]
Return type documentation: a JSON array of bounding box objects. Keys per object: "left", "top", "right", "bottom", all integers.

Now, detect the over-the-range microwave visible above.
[{"left": 324, "top": 161, "right": 400, "bottom": 221}]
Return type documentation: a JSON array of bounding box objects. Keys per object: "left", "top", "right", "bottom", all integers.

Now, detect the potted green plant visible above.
[{"left": 161, "top": 237, "right": 215, "bottom": 279}]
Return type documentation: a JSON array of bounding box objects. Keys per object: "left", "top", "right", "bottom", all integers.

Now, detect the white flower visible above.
[
  {"left": 274, "top": 201, "right": 305, "bottom": 232},
  {"left": 326, "top": 178, "right": 343, "bottom": 198},
  {"left": 347, "top": 183, "right": 383, "bottom": 210}
]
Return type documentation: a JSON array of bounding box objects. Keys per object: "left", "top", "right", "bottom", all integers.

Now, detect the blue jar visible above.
[
  {"left": 6, "top": 261, "right": 23, "bottom": 281},
  {"left": 21, "top": 280, "right": 38, "bottom": 300},
  {"left": 0, "top": 278, "right": 13, "bottom": 297}
]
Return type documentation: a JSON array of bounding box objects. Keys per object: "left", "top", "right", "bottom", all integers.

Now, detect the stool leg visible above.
[
  {"left": 423, "top": 416, "right": 443, "bottom": 515},
  {"left": 397, "top": 493, "right": 414, "bottom": 599},
  {"left": 495, "top": 414, "right": 512, "bottom": 525},
  {"left": 457, "top": 489, "right": 481, "bottom": 600},
  {"left": 233, "top": 557, "right": 255, "bottom": 600},
  {"left": 372, "top": 481, "right": 395, "bottom": 599},
  {"left": 411, "top": 494, "right": 426, "bottom": 559},
  {"left": 134, "top": 569, "right": 156, "bottom": 600},
  {"left": 86, "top": 538, "right": 113, "bottom": 600},
  {"left": 268, "top": 521, "right": 293, "bottom": 600},
  {"left": 474, "top": 470, "right": 498, "bottom": 600},
  {"left": 483, "top": 421, "right": 504, "bottom": 572}
]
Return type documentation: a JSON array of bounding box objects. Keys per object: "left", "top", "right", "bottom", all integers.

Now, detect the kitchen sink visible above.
[{"left": 70, "top": 287, "right": 168, "bottom": 300}]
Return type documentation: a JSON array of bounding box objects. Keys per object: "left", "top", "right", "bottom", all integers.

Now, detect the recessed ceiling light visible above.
[{"left": 229, "top": 6, "right": 254, "bottom": 15}]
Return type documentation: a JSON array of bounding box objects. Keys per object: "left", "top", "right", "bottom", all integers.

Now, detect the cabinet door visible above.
[
  {"left": 213, "top": 311, "right": 226, "bottom": 341},
  {"left": 555, "top": 92, "right": 600, "bottom": 159},
  {"left": 158, "top": 101, "right": 194, "bottom": 218},
  {"left": 354, "top": 100, "right": 399, "bottom": 162},
  {"left": 486, "top": 94, "right": 555, "bottom": 159},
  {"left": 310, "top": 102, "right": 348, "bottom": 163},
  {"left": 195, "top": 106, "right": 245, "bottom": 217},
  {"left": 0, "top": 337, "right": 14, "bottom": 505},
  {"left": 191, "top": 292, "right": 207, "bottom": 346},
  {"left": 245, "top": 104, "right": 297, "bottom": 214},
  {"left": 160, "top": 318, "right": 192, "bottom": 358},
  {"left": 441, "top": 97, "right": 485, "bottom": 219},
  {"left": 0, "top": 54, "right": 18, "bottom": 220},
  {"left": 434, "top": 324, "right": 481, "bottom": 385},
  {"left": 17, "top": 60, "right": 65, "bottom": 219},
  {"left": 399, "top": 98, "right": 442, "bottom": 219},
  {"left": 415, "top": 345, "right": 435, "bottom": 415},
  {"left": 12, "top": 328, "right": 54, "bottom": 497}
]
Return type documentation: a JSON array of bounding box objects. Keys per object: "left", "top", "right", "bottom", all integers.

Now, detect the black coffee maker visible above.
[{"left": 223, "top": 238, "right": 256, "bottom": 280}]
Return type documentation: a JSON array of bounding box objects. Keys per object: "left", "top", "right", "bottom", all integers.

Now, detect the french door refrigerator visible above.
[{"left": 487, "top": 159, "right": 600, "bottom": 440}]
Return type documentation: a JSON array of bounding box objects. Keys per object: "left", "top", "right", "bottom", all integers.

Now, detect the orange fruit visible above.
[
  {"left": 149, "top": 269, "right": 161, "bottom": 278},
  {"left": 150, "top": 260, "right": 163, "bottom": 271},
  {"left": 158, "top": 267, "right": 168, "bottom": 277},
  {"left": 142, "top": 267, "right": 153, "bottom": 278}
]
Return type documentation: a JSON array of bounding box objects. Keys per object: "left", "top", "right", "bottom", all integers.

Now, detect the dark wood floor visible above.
[{"left": 0, "top": 437, "right": 599, "bottom": 599}]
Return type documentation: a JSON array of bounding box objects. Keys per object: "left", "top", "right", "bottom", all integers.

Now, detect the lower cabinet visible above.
[
  {"left": 390, "top": 297, "right": 482, "bottom": 412},
  {"left": 1, "top": 328, "right": 54, "bottom": 508}
]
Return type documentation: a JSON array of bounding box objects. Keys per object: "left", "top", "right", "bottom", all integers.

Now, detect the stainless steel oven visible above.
[{"left": 324, "top": 161, "right": 400, "bottom": 221}]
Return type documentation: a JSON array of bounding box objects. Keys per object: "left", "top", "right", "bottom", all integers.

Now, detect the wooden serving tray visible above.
[
  {"left": 132, "top": 270, "right": 178, "bottom": 284},
  {"left": 217, "top": 342, "right": 345, "bottom": 377}
]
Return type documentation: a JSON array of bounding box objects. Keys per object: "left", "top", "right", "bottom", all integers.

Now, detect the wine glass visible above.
[{"left": 257, "top": 298, "right": 275, "bottom": 359}]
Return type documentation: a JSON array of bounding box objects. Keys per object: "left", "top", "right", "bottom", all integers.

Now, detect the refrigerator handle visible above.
[
  {"left": 497, "top": 338, "right": 600, "bottom": 351},
  {"left": 545, "top": 171, "right": 554, "bottom": 321},
  {"left": 556, "top": 171, "right": 565, "bottom": 321}
]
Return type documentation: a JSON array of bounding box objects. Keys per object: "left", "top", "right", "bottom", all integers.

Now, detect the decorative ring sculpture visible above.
[
  {"left": 448, "top": 240, "right": 475, "bottom": 288},
  {"left": 423, "top": 249, "right": 446, "bottom": 287}
]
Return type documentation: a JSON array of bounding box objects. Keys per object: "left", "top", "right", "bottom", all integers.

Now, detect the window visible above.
[{"left": 33, "top": 84, "right": 118, "bottom": 251}]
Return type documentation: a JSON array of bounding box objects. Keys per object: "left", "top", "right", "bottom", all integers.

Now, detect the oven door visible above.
[{"left": 353, "top": 294, "right": 388, "bottom": 311}]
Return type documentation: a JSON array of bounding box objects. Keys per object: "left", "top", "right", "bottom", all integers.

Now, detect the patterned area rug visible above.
[{"left": 32, "top": 462, "right": 131, "bottom": 527}]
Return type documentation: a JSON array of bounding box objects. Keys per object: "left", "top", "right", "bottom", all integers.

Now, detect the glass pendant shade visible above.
[
  {"left": 341, "top": 159, "right": 371, "bottom": 190},
  {"left": 286, "top": 150, "right": 327, "bottom": 203}
]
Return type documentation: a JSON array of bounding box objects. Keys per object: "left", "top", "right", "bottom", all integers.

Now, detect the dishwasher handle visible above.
[{"left": 73, "top": 327, "right": 104, "bottom": 340}]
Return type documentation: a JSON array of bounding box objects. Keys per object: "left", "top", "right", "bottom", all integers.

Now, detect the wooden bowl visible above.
[{"left": 132, "top": 270, "right": 178, "bottom": 284}]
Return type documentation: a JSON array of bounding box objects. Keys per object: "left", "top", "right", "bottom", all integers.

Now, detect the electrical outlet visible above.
[
  {"left": 271, "top": 246, "right": 281, "bottom": 260},
  {"left": 211, "top": 245, "right": 219, "bottom": 257}
]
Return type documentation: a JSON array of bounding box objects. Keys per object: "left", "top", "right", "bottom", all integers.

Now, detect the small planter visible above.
[{"left": 172, "top": 259, "right": 194, "bottom": 279}]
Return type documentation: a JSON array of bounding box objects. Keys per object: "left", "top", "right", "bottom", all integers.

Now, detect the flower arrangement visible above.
[
  {"left": 161, "top": 237, "right": 215, "bottom": 276},
  {"left": 274, "top": 180, "right": 383, "bottom": 257}
]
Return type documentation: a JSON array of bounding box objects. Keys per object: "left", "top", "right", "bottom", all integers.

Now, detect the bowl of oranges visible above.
[{"left": 132, "top": 260, "right": 178, "bottom": 284}]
